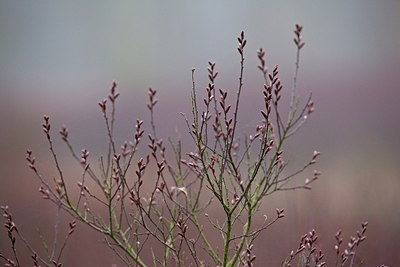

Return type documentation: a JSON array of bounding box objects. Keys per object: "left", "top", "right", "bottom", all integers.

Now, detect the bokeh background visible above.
[{"left": 1, "top": 1, "right": 399, "bottom": 266}]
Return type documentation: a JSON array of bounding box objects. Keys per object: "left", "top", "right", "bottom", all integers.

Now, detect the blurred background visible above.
[{"left": 1, "top": 0, "right": 399, "bottom": 266}]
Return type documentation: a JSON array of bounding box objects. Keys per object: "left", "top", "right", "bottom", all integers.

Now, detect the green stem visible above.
[
  {"left": 192, "top": 214, "right": 221, "bottom": 265},
  {"left": 222, "top": 214, "right": 232, "bottom": 266},
  {"left": 228, "top": 211, "right": 253, "bottom": 266}
]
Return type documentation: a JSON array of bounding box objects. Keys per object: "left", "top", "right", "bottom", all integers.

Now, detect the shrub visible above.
[{"left": 1, "top": 25, "right": 381, "bottom": 267}]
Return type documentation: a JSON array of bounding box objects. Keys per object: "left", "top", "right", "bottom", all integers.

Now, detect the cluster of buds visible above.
[
  {"left": 113, "top": 153, "right": 121, "bottom": 165},
  {"left": 294, "top": 24, "right": 305, "bottom": 50},
  {"left": 147, "top": 138, "right": 166, "bottom": 171},
  {"left": 201, "top": 61, "right": 218, "bottom": 124},
  {"left": 80, "top": 149, "right": 89, "bottom": 165},
  {"left": 263, "top": 138, "right": 274, "bottom": 155},
  {"left": 120, "top": 141, "right": 130, "bottom": 158},
  {"left": 147, "top": 88, "right": 158, "bottom": 111},
  {"left": 177, "top": 217, "right": 188, "bottom": 238},
  {"left": 244, "top": 244, "right": 256, "bottom": 267},
  {"left": 156, "top": 161, "right": 165, "bottom": 176},
  {"left": 1, "top": 206, "right": 17, "bottom": 241},
  {"left": 129, "top": 191, "right": 140, "bottom": 206},
  {"left": 207, "top": 61, "right": 218, "bottom": 84},
  {"left": 38, "top": 186, "right": 50, "bottom": 199},
  {"left": 261, "top": 83, "right": 273, "bottom": 122},
  {"left": 287, "top": 241, "right": 306, "bottom": 265},
  {"left": 302, "top": 229, "right": 318, "bottom": 250},
  {"left": 26, "top": 149, "right": 36, "bottom": 172},
  {"left": 180, "top": 158, "right": 199, "bottom": 173},
  {"left": 270, "top": 66, "right": 282, "bottom": 105},
  {"left": 335, "top": 230, "right": 343, "bottom": 255},
  {"left": 304, "top": 170, "right": 322, "bottom": 190},
  {"left": 207, "top": 154, "right": 217, "bottom": 175},
  {"left": 337, "top": 221, "right": 368, "bottom": 265},
  {"left": 276, "top": 208, "right": 285, "bottom": 219},
  {"left": 51, "top": 260, "right": 62, "bottom": 267},
  {"left": 111, "top": 167, "right": 121, "bottom": 182},
  {"left": 42, "top": 115, "right": 51, "bottom": 138},
  {"left": 253, "top": 125, "right": 264, "bottom": 141},
  {"left": 32, "top": 253, "right": 40, "bottom": 267},
  {"left": 68, "top": 220, "right": 77, "bottom": 235},
  {"left": 98, "top": 98, "right": 107, "bottom": 113},
  {"left": 77, "top": 181, "right": 90, "bottom": 196},
  {"left": 55, "top": 179, "right": 65, "bottom": 198},
  {"left": 120, "top": 119, "right": 145, "bottom": 159},
  {"left": 155, "top": 181, "right": 166, "bottom": 193},
  {"left": 134, "top": 157, "right": 148, "bottom": 193},
  {"left": 136, "top": 157, "right": 147, "bottom": 178},
  {"left": 257, "top": 48, "right": 268, "bottom": 76},
  {"left": 204, "top": 61, "right": 218, "bottom": 106},
  {"left": 219, "top": 89, "right": 231, "bottom": 115},
  {"left": 307, "top": 99, "right": 314, "bottom": 115},
  {"left": 59, "top": 125, "right": 68, "bottom": 141},
  {"left": 274, "top": 150, "right": 284, "bottom": 169},
  {"left": 148, "top": 134, "right": 158, "bottom": 158},
  {"left": 98, "top": 81, "right": 119, "bottom": 113},
  {"left": 181, "top": 152, "right": 203, "bottom": 176},
  {"left": 133, "top": 119, "right": 144, "bottom": 146},
  {"left": 231, "top": 192, "right": 240, "bottom": 205},
  {"left": 1, "top": 206, "right": 22, "bottom": 267},
  {"left": 237, "top": 31, "right": 247, "bottom": 56},
  {"left": 155, "top": 138, "right": 166, "bottom": 159},
  {"left": 217, "top": 88, "right": 233, "bottom": 140},
  {"left": 296, "top": 229, "right": 326, "bottom": 267},
  {"left": 310, "top": 150, "right": 321, "bottom": 165},
  {"left": 108, "top": 81, "right": 120, "bottom": 103}
]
